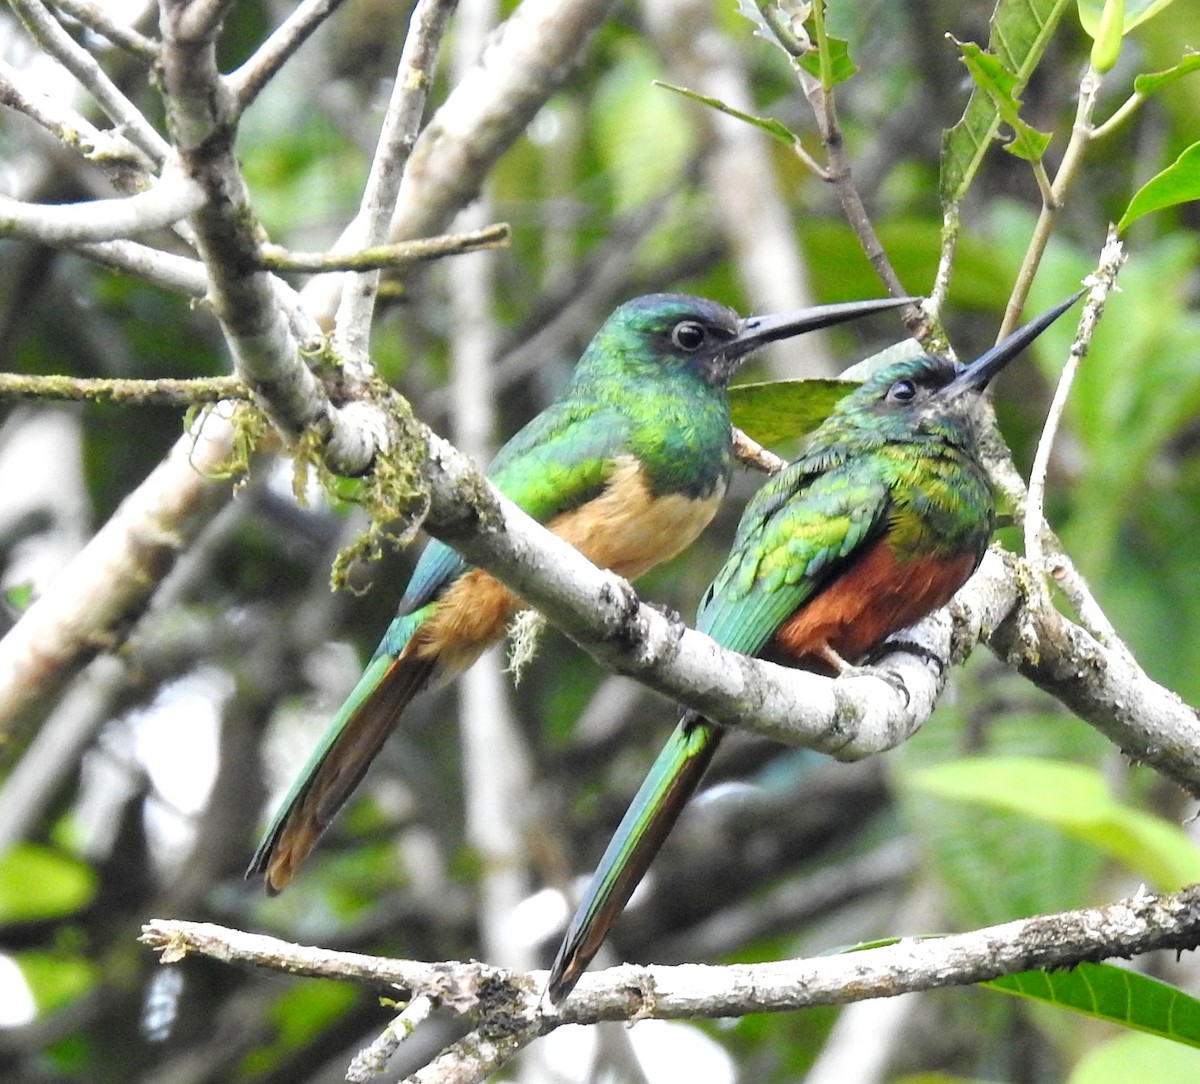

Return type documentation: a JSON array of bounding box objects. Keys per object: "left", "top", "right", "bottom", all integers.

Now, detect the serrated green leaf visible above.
[
  {"left": 652, "top": 81, "right": 800, "bottom": 147},
  {"left": 952, "top": 40, "right": 1053, "bottom": 162},
  {"left": 1133, "top": 52, "right": 1200, "bottom": 97},
  {"left": 1078, "top": 0, "right": 1180, "bottom": 35},
  {"left": 0, "top": 843, "right": 96, "bottom": 922},
  {"left": 908, "top": 758, "right": 1200, "bottom": 890},
  {"left": 1117, "top": 141, "right": 1200, "bottom": 232},
  {"left": 988, "top": 963, "right": 1200, "bottom": 1050},
  {"left": 940, "top": 0, "right": 1071, "bottom": 203}
]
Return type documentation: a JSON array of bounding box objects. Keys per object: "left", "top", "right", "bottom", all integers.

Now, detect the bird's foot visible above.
[
  {"left": 878, "top": 636, "right": 947, "bottom": 677},
  {"left": 648, "top": 601, "right": 684, "bottom": 628},
  {"left": 835, "top": 660, "right": 910, "bottom": 707}
]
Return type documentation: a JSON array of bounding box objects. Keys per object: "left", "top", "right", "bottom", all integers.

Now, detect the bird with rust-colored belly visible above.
[
  {"left": 545, "top": 292, "right": 1083, "bottom": 1002},
  {"left": 247, "top": 292, "right": 911, "bottom": 893}
]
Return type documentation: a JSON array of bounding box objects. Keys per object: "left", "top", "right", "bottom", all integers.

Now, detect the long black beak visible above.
[
  {"left": 729, "top": 295, "right": 917, "bottom": 361},
  {"left": 943, "top": 289, "right": 1085, "bottom": 398}
]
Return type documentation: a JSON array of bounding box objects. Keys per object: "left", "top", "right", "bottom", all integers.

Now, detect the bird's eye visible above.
[
  {"left": 671, "top": 321, "right": 708, "bottom": 352},
  {"left": 888, "top": 379, "right": 917, "bottom": 402}
]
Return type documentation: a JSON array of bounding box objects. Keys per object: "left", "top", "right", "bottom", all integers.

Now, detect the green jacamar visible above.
[
  {"left": 247, "top": 292, "right": 911, "bottom": 893},
  {"left": 545, "top": 291, "right": 1083, "bottom": 1002}
]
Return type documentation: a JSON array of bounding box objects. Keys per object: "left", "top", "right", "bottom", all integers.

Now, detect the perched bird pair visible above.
[
  {"left": 246, "top": 287, "right": 1080, "bottom": 1004},
  {"left": 247, "top": 290, "right": 909, "bottom": 893}
]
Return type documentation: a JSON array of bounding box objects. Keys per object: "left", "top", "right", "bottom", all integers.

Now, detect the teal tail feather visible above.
[
  {"left": 546, "top": 712, "right": 722, "bottom": 1003},
  {"left": 246, "top": 636, "right": 435, "bottom": 894}
]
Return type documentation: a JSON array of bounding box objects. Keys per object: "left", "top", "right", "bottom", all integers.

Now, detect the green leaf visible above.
[
  {"left": 1068, "top": 1033, "right": 1200, "bottom": 1083},
  {"left": 797, "top": 34, "right": 857, "bottom": 88},
  {"left": 1078, "top": 0, "right": 1181, "bottom": 35},
  {"left": 240, "top": 978, "right": 358, "bottom": 1076},
  {"left": 1133, "top": 52, "right": 1200, "bottom": 98},
  {"left": 1117, "top": 140, "right": 1200, "bottom": 232},
  {"left": 652, "top": 81, "right": 801, "bottom": 147},
  {"left": 951, "top": 39, "right": 1053, "bottom": 162},
  {"left": 0, "top": 843, "right": 96, "bottom": 922},
  {"left": 13, "top": 952, "right": 97, "bottom": 1016},
  {"left": 988, "top": 964, "right": 1200, "bottom": 1050},
  {"left": 728, "top": 340, "right": 927, "bottom": 447},
  {"left": 3, "top": 581, "right": 33, "bottom": 613},
  {"left": 728, "top": 378, "right": 857, "bottom": 447},
  {"left": 908, "top": 758, "right": 1200, "bottom": 890},
  {"left": 940, "top": 0, "right": 1071, "bottom": 203},
  {"left": 1089, "top": 0, "right": 1125, "bottom": 72}
]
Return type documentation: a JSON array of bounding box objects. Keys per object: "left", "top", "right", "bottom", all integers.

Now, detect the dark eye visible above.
[
  {"left": 888, "top": 379, "right": 917, "bottom": 402},
  {"left": 671, "top": 320, "right": 708, "bottom": 352}
]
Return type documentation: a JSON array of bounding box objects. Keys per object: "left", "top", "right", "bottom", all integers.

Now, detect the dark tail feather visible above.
[
  {"left": 546, "top": 712, "right": 723, "bottom": 1003},
  {"left": 245, "top": 649, "right": 435, "bottom": 894}
]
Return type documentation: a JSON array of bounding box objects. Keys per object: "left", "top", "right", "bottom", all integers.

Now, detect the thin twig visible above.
[
  {"left": 69, "top": 238, "right": 209, "bottom": 297},
  {"left": 331, "top": 0, "right": 457, "bottom": 378},
  {"left": 784, "top": 7, "right": 926, "bottom": 344},
  {"left": 227, "top": 0, "right": 353, "bottom": 114},
  {"left": 8, "top": 0, "right": 170, "bottom": 165},
  {"left": 1023, "top": 230, "right": 1124, "bottom": 580},
  {"left": 998, "top": 66, "right": 1102, "bottom": 341},
  {"left": 50, "top": 0, "right": 159, "bottom": 59},
  {"left": 0, "top": 59, "right": 152, "bottom": 173},
  {"left": 347, "top": 995, "right": 436, "bottom": 1083},
  {"left": 1019, "top": 229, "right": 1131, "bottom": 656},
  {"left": 0, "top": 373, "right": 247, "bottom": 405},
  {"left": 731, "top": 426, "right": 787, "bottom": 474},
  {"left": 257, "top": 223, "right": 510, "bottom": 273}
]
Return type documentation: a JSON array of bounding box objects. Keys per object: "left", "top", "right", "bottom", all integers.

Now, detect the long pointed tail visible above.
[
  {"left": 246, "top": 646, "right": 435, "bottom": 894},
  {"left": 546, "top": 712, "right": 723, "bottom": 1003}
]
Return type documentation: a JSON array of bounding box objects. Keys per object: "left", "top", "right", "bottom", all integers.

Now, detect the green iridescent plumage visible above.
[
  {"left": 546, "top": 292, "right": 1084, "bottom": 1002},
  {"left": 247, "top": 292, "right": 910, "bottom": 892}
]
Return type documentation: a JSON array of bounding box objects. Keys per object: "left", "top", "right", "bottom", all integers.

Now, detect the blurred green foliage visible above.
[{"left": 2, "top": 0, "right": 1200, "bottom": 1081}]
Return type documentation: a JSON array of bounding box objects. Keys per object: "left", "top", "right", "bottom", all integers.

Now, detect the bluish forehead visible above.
[
  {"left": 862, "top": 352, "right": 958, "bottom": 393},
  {"left": 617, "top": 293, "right": 740, "bottom": 331}
]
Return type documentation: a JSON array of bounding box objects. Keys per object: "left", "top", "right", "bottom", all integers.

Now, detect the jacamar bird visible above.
[
  {"left": 545, "top": 292, "right": 1083, "bottom": 1002},
  {"left": 247, "top": 292, "right": 912, "bottom": 893}
]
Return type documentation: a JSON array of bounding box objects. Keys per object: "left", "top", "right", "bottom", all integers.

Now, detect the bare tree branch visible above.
[
  {"left": 0, "top": 59, "right": 152, "bottom": 172},
  {"left": 0, "top": 165, "right": 203, "bottom": 243},
  {"left": 332, "top": 0, "right": 457, "bottom": 372},
  {"left": 9, "top": 0, "right": 170, "bottom": 164},
  {"left": 0, "top": 372, "right": 245, "bottom": 403},
  {"left": 256, "top": 224, "right": 510, "bottom": 273},
  {"left": 140, "top": 878, "right": 1200, "bottom": 1024},
  {"left": 51, "top": 0, "right": 160, "bottom": 59},
  {"left": 227, "top": 0, "right": 352, "bottom": 113},
  {"left": 157, "top": 0, "right": 385, "bottom": 469},
  {"left": 0, "top": 411, "right": 239, "bottom": 733}
]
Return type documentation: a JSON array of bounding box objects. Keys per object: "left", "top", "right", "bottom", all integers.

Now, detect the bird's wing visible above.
[
  {"left": 698, "top": 457, "right": 893, "bottom": 654},
  {"left": 392, "top": 399, "right": 630, "bottom": 620}
]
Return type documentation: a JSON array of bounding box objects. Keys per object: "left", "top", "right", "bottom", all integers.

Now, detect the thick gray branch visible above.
[
  {"left": 417, "top": 436, "right": 1200, "bottom": 782},
  {"left": 155, "top": 0, "right": 373, "bottom": 466}
]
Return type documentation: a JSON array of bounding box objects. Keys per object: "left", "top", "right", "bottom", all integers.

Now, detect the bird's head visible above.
[
  {"left": 828, "top": 290, "right": 1084, "bottom": 448},
  {"left": 581, "top": 292, "right": 914, "bottom": 389}
]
